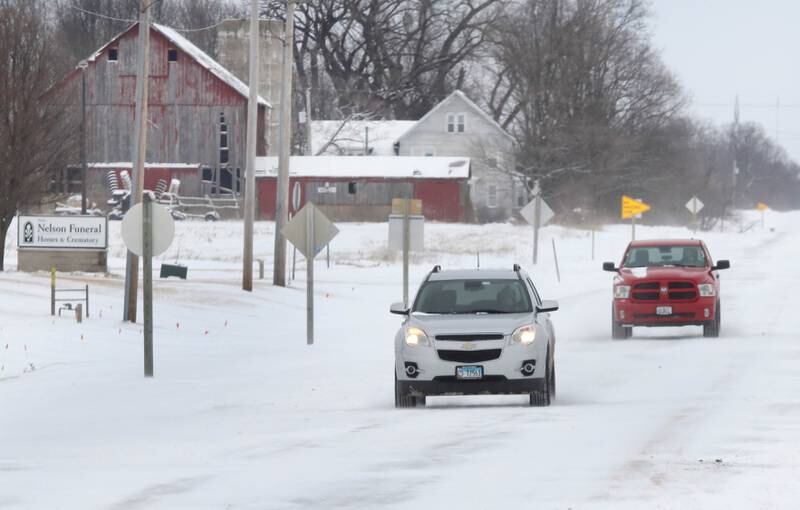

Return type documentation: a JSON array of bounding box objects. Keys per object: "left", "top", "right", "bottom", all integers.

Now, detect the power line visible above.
[
  {"left": 66, "top": 4, "right": 235, "bottom": 33},
  {"left": 67, "top": 5, "right": 136, "bottom": 23}
]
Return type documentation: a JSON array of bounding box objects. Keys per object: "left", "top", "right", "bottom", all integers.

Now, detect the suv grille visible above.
[
  {"left": 437, "top": 349, "right": 502, "bottom": 363},
  {"left": 435, "top": 334, "right": 504, "bottom": 341}
]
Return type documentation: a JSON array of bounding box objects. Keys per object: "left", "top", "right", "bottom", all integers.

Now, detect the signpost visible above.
[
  {"left": 282, "top": 202, "right": 339, "bottom": 345},
  {"left": 685, "top": 196, "right": 704, "bottom": 233},
  {"left": 757, "top": 202, "right": 769, "bottom": 228},
  {"left": 121, "top": 194, "right": 175, "bottom": 377},
  {"left": 621, "top": 195, "right": 651, "bottom": 240},
  {"left": 519, "top": 192, "right": 554, "bottom": 264},
  {"left": 388, "top": 199, "right": 424, "bottom": 306}
]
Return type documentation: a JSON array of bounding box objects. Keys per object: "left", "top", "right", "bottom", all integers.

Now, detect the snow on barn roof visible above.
[
  {"left": 82, "top": 23, "right": 269, "bottom": 107},
  {"left": 311, "top": 121, "right": 417, "bottom": 156},
  {"left": 255, "top": 156, "right": 470, "bottom": 179},
  {"left": 88, "top": 162, "right": 201, "bottom": 169}
]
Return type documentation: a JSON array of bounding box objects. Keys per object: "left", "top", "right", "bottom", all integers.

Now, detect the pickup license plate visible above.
[
  {"left": 656, "top": 306, "right": 673, "bottom": 316},
  {"left": 456, "top": 366, "right": 483, "bottom": 380}
]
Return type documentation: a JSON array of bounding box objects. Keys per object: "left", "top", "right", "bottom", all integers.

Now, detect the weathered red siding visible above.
[
  {"left": 414, "top": 180, "right": 464, "bottom": 221},
  {"left": 56, "top": 23, "right": 268, "bottom": 177},
  {"left": 255, "top": 176, "right": 465, "bottom": 222}
]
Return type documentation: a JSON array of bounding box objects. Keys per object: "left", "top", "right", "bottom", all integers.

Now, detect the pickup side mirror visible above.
[
  {"left": 602, "top": 262, "right": 618, "bottom": 272},
  {"left": 390, "top": 302, "right": 410, "bottom": 315},
  {"left": 713, "top": 260, "right": 730, "bottom": 270},
  {"left": 537, "top": 300, "right": 559, "bottom": 313}
]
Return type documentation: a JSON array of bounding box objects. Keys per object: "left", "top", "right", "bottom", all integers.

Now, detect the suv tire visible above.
[
  {"left": 395, "top": 373, "right": 420, "bottom": 408},
  {"left": 703, "top": 300, "right": 721, "bottom": 338},
  {"left": 529, "top": 357, "right": 553, "bottom": 407}
]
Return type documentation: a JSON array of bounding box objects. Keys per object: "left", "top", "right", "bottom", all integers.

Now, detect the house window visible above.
[
  {"left": 108, "top": 48, "right": 118, "bottom": 62},
  {"left": 447, "top": 113, "right": 466, "bottom": 133},
  {"left": 168, "top": 48, "right": 178, "bottom": 62},
  {"left": 348, "top": 182, "right": 357, "bottom": 194},
  {"left": 487, "top": 184, "right": 498, "bottom": 208},
  {"left": 219, "top": 113, "right": 229, "bottom": 165}
]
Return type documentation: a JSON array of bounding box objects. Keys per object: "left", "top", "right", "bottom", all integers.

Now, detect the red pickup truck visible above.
[{"left": 603, "top": 239, "right": 730, "bottom": 339}]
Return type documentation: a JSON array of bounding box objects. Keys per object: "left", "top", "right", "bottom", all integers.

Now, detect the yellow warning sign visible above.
[
  {"left": 757, "top": 202, "right": 769, "bottom": 212},
  {"left": 391, "top": 198, "right": 422, "bottom": 215},
  {"left": 621, "top": 195, "right": 651, "bottom": 219}
]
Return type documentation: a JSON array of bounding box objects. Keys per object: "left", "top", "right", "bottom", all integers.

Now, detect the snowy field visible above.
[{"left": 1, "top": 210, "right": 798, "bottom": 509}]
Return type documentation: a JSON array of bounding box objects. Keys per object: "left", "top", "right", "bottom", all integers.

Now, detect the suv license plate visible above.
[
  {"left": 656, "top": 306, "right": 672, "bottom": 316},
  {"left": 456, "top": 366, "right": 483, "bottom": 380}
]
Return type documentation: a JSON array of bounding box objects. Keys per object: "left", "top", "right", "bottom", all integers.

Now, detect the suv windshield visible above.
[
  {"left": 623, "top": 245, "right": 707, "bottom": 268},
  {"left": 413, "top": 279, "right": 533, "bottom": 314}
]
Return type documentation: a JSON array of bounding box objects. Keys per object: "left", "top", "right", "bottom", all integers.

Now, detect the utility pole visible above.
[
  {"left": 242, "top": 0, "right": 259, "bottom": 292},
  {"left": 79, "top": 60, "right": 88, "bottom": 215},
  {"left": 273, "top": 0, "right": 297, "bottom": 287},
  {"left": 123, "top": 0, "right": 151, "bottom": 322}
]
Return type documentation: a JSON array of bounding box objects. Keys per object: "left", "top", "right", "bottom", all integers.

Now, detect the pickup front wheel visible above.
[
  {"left": 612, "top": 306, "right": 632, "bottom": 339},
  {"left": 703, "top": 300, "right": 721, "bottom": 338}
]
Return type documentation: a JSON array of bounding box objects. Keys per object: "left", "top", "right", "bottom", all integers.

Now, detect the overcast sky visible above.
[{"left": 650, "top": 0, "right": 800, "bottom": 162}]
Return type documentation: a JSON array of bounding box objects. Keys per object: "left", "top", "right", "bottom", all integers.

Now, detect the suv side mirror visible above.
[
  {"left": 537, "top": 300, "right": 559, "bottom": 313},
  {"left": 713, "top": 260, "right": 730, "bottom": 270},
  {"left": 390, "top": 302, "right": 410, "bottom": 315},
  {"left": 602, "top": 262, "right": 618, "bottom": 272}
]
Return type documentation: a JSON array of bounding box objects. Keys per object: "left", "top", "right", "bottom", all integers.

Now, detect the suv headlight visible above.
[
  {"left": 404, "top": 326, "right": 429, "bottom": 347},
  {"left": 698, "top": 284, "right": 716, "bottom": 297},
  {"left": 614, "top": 285, "right": 631, "bottom": 299},
  {"left": 512, "top": 324, "right": 536, "bottom": 346}
]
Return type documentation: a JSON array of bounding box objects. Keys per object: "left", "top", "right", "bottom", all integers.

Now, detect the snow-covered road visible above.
[{"left": 1, "top": 212, "right": 798, "bottom": 509}]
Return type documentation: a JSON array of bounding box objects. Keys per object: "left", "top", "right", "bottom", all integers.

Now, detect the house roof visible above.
[
  {"left": 255, "top": 156, "right": 470, "bottom": 179},
  {"left": 311, "top": 120, "right": 416, "bottom": 156},
  {"left": 397, "top": 89, "right": 514, "bottom": 143},
  {"left": 81, "top": 22, "right": 270, "bottom": 107}
]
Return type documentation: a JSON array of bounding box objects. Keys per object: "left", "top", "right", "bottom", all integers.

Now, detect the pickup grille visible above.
[
  {"left": 631, "top": 281, "right": 697, "bottom": 301},
  {"left": 437, "top": 349, "right": 502, "bottom": 363}
]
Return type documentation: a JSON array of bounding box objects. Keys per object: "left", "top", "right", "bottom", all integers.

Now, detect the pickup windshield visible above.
[
  {"left": 623, "top": 245, "right": 707, "bottom": 268},
  {"left": 413, "top": 279, "right": 533, "bottom": 314}
]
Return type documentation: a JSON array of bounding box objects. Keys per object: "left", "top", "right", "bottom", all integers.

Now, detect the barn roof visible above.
[
  {"left": 82, "top": 22, "right": 270, "bottom": 107},
  {"left": 255, "top": 156, "right": 470, "bottom": 179}
]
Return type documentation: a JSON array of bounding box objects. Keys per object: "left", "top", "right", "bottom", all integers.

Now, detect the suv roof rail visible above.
[
  {"left": 432, "top": 265, "right": 442, "bottom": 273},
  {"left": 513, "top": 264, "right": 521, "bottom": 272}
]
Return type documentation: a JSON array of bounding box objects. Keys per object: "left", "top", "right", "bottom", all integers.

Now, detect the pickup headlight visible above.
[
  {"left": 404, "top": 326, "right": 429, "bottom": 347},
  {"left": 512, "top": 324, "right": 536, "bottom": 346},
  {"left": 698, "top": 284, "right": 716, "bottom": 297},
  {"left": 614, "top": 285, "right": 631, "bottom": 299}
]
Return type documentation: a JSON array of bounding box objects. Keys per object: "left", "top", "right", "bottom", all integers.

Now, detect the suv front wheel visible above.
[
  {"left": 529, "top": 356, "right": 554, "bottom": 407},
  {"left": 395, "top": 373, "right": 425, "bottom": 408}
]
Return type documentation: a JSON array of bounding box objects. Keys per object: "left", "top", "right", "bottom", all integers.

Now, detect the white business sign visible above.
[{"left": 17, "top": 215, "right": 108, "bottom": 250}]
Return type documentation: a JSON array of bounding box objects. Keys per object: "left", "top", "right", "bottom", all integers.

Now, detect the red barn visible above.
[
  {"left": 255, "top": 156, "right": 470, "bottom": 222},
  {"left": 54, "top": 22, "right": 270, "bottom": 197}
]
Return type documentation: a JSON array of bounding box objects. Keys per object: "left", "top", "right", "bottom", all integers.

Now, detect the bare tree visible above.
[
  {"left": 483, "top": 0, "right": 686, "bottom": 215},
  {"left": 0, "top": 0, "right": 79, "bottom": 270},
  {"left": 286, "top": 0, "right": 504, "bottom": 120}
]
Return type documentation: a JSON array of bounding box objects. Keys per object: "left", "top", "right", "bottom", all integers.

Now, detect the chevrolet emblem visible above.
[{"left": 461, "top": 343, "right": 478, "bottom": 350}]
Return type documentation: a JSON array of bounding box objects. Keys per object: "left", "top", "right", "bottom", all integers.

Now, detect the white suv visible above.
[{"left": 391, "top": 265, "right": 559, "bottom": 408}]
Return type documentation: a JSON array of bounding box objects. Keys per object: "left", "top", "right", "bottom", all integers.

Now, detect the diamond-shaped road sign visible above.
[
  {"left": 283, "top": 202, "right": 339, "bottom": 259},
  {"left": 519, "top": 196, "right": 555, "bottom": 226},
  {"left": 685, "top": 196, "right": 704, "bottom": 215}
]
